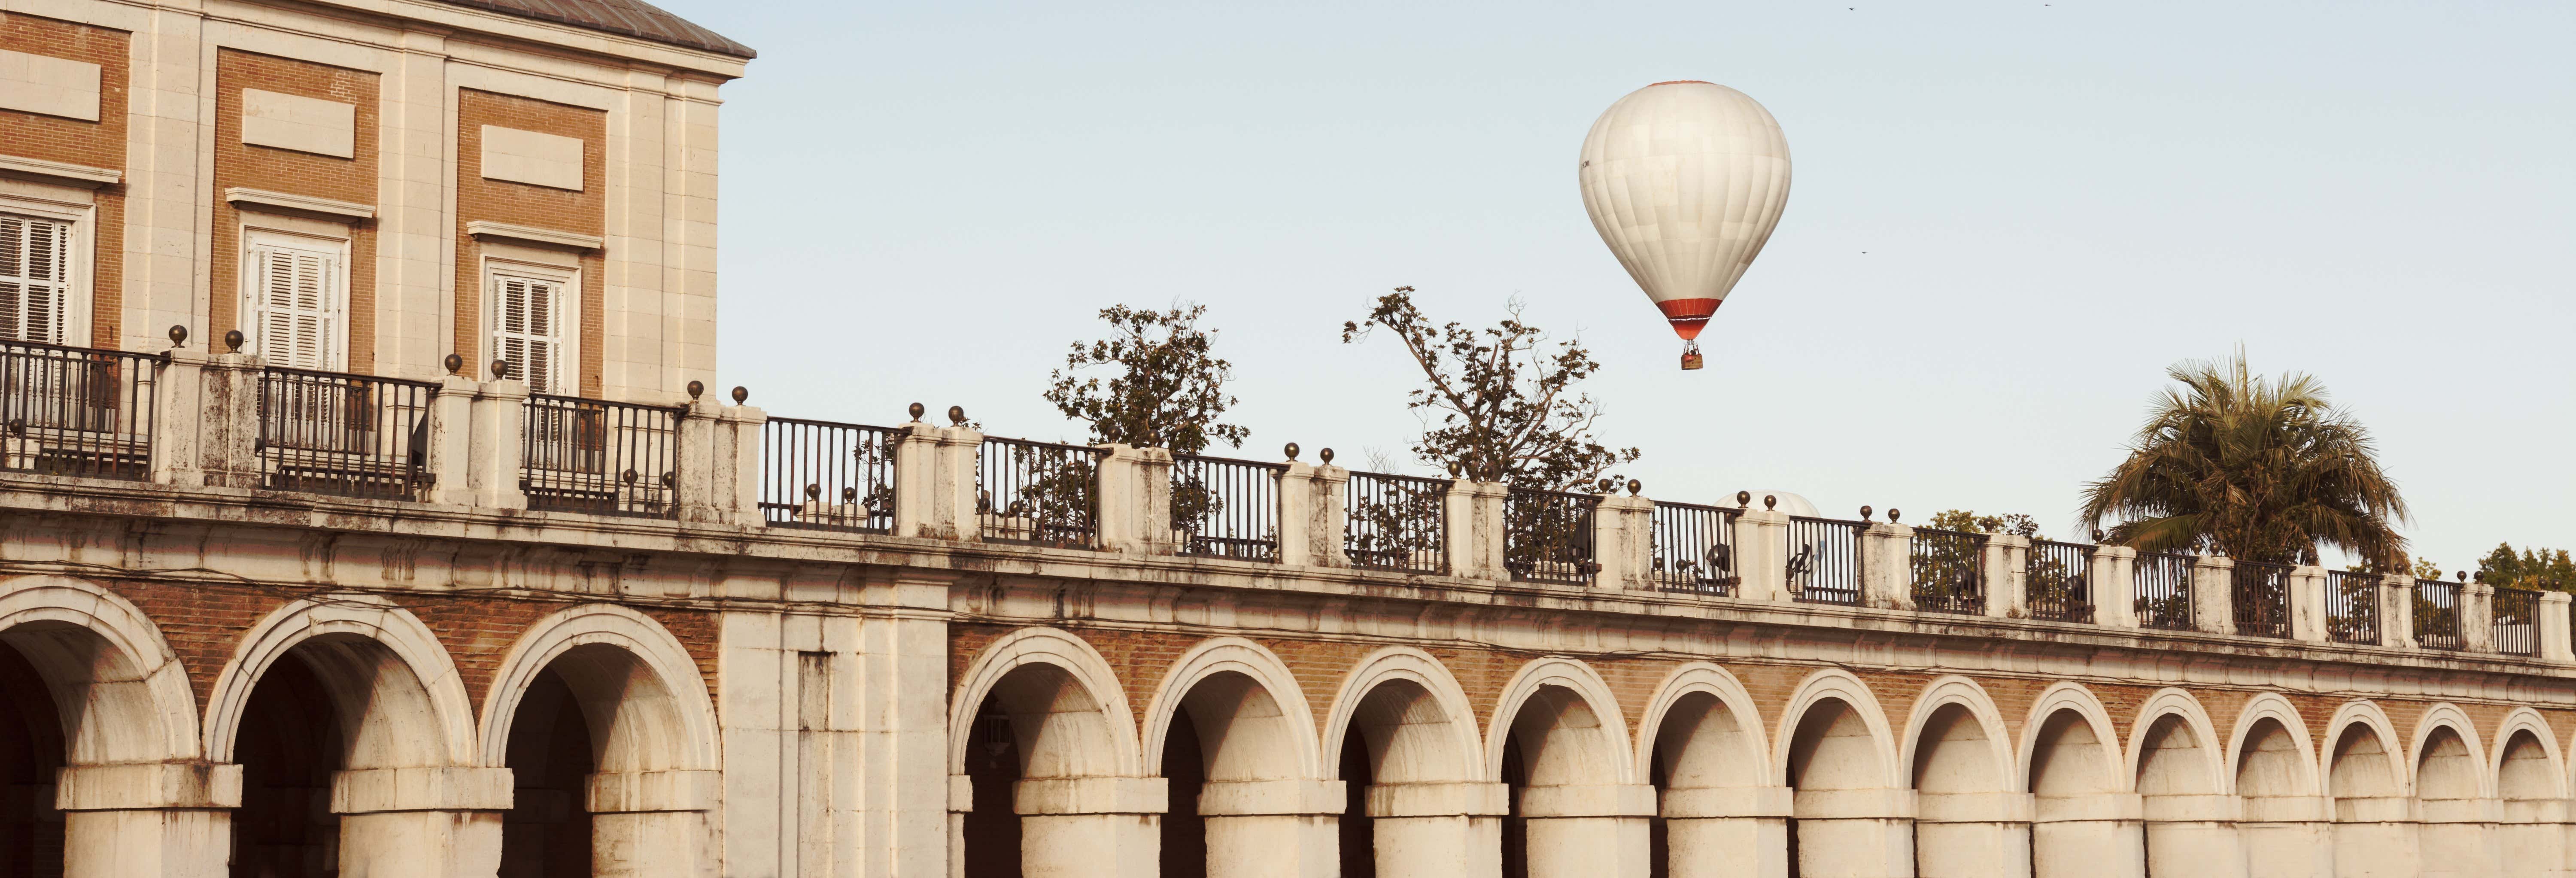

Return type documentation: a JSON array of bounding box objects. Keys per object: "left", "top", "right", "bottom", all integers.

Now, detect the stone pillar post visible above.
[
  {"left": 1365, "top": 781, "right": 1505, "bottom": 878},
  {"left": 1012, "top": 776, "right": 1167, "bottom": 878},
  {"left": 1792, "top": 787, "right": 1915, "bottom": 878},
  {"left": 467, "top": 379, "right": 529, "bottom": 509},
  {"left": 1915, "top": 790, "right": 2032, "bottom": 878},
  {"left": 2289, "top": 566, "right": 2330, "bottom": 643},
  {"left": 197, "top": 353, "right": 264, "bottom": 489},
  {"left": 2379, "top": 575, "right": 2418, "bottom": 649},
  {"left": 2190, "top": 556, "right": 2236, "bottom": 635},
  {"left": 54, "top": 761, "right": 240, "bottom": 878},
  {"left": 717, "top": 403, "right": 766, "bottom": 526},
  {"left": 1592, "top": 493, "right": 1656, "bottom": 591},
  {"left": 2463, "top": 583, "right": 2496, "bottom": 653},
  {"left": 1196, "top": 779, "right": 1344, "bottom": 878},
  {"left": 674, "top": 396, "right": 723, "bottom": 523},
  {"left": 1857, "top": 522, "right": 1914, "bottom": 611},
  {"left": 935, "top": 424, "right": 983, "bottom": 541},
  {"left": 1733, "top": 507, "right": 1789, "bottom": 602},
  {"left": 1276, "top": 460, "right": 1316, "bottom": 565},
  {"left": 888, "top": 417, "right": 944, "bottom": 538},
  {"left": 2538, "top": 592, "right": 2572, "bottom": 663},
  {"left": 2142, "top": 793, "right": 2244, "bottom": 878},
  {"left": 421, "top": 376, "right": 476, "bottom": 505},
  {"left": 1444, "top": 481, "right": 1507, "bottom": 581},
  {"left": 147, "top": 349, "right": 206, "bottom": 486},
  {"left": 2238, "top": 794, "right": 2334, "bottom": 878},
  {"left": 587, "top": 769, "right": 718, "bottom": 877},
  {"left": 1094, "top": 444, "right": 1174, "bottom": 556},
  {"left": 1985, "top": 535, "right": 2029, "bottom": 618},
  {"left": 1520, "top": 783, "right": 1655, "bottom": 878},
  {"left": 2091, "top": 546, "right": 2139, "bottom": 629},
  {"left": 2031, "top": 792, "right": 2143, "bottom": 878},
  {"left": 1662, "top": 786, "right": 1791, "bottom": 878},
  {"left": 2330, "top": 796, "right": 2421, "bottom": 878},
  {"left": 328, "top": 766, "right": 512, "bottom": 878}
]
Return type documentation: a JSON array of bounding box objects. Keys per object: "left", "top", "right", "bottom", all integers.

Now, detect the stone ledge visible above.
[
  {"left": 1195, "top": 779, "right": 1346, "bottom": 816},
  {"left": 588, "top": 769, "right": 719, "bottom": 813},
  {"left": 1012, "top": 776, "right": 1167, "bottom": 815},
  {"left": 0, "top": 154, "right": 121, "bottom": 188},
  {"left": 2142, "top": 793, "right": 2242, "bottom": 823},
  {"left": 1793, "top": 788, "right": 1917, "bottom": 820},
  {"left": 331, "top": 766, "right": 513, "bottom": 814},
  {"left": 2032, "top": 792, "right": 2144, "bottom": 823},
  {"left": 225, "top": 187, "right": 376, "bottom": 221},
  {"left": 1915, "top": 790, "right": 2035, "bottom": 823},
  {"left": 1661, "top": 785, "right": 1792, "bottom": 819},
  {"left": 1365, "top": 782, "right": 1509, "bottom": 818},
  {"left": 55, "top": 763, "right": 241, "bottom": 811},
  {"left": 1517, "top": 783, "right": 1657, "bottom": 818},
  {"left": 467, "top": 219, "right": 605, "bottom": 251}
]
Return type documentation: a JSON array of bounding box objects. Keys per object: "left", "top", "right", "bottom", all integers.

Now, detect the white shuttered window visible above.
[
  {"left": 244, "top": 235, "right": 345, "bottom": 370},
  {"left": 490, "top": 272, "right": 567, "bottom": 393},
  {"left": 0, "top": 213, "right": 72, "bottom": 345}
]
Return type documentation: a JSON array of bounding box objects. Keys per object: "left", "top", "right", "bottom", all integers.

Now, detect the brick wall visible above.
[
  {"left": 454, "top": 90, "right": 606, "bottom": 395},
  {"left": 207, "top": 49, "right": 380, "bottom": 372},
  {"left": 0, "top": 12, "right": 128, "bottom": 349}
]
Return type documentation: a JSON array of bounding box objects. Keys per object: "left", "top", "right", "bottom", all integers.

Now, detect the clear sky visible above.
[{"left": 667, "top": 0, "right": 2573, "bottom": 572}]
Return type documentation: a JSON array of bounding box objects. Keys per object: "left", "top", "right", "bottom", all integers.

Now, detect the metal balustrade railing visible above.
[
  {"left": 1344, "top": 470, "right": 1448, "bottom": 574},
  {"left": 522, "top": 393, "right": 680, "bottom": 518},
  {"left": 1786, "top": 516, "right": 1862, "bottom": 605},
  {"left": 2325, "top": 571, "right": 2380, "bottom": 645},
  {"left": 762, "top": 417, "right": 898, "bottom": 534},
  {"left": 1650, "top": 501, "right": 1738, "bottom": 596},
  {"left": 0, "top": 340, "right": 155, "bottom": 480},
  {"left": 2026, "top": 540, "right": 2095, "bottom": 623},
  {"left": 1172, "top": 454, "right": 1284, "bottom": 562},
  {"left": 2231, "top": 560, "right": 2293, "bottom": 638},
  {"left": 1909, "top": 527, "right": 1988, "bottom": 614},
  {"left": 2134, "top": 552, "right": 2196, "bottom": 630},
  {"left": 977, "top": 437, "right": 1102, "bottom": 549},
  {"left": 2493, "top": 586, "right": 2539, "bottom": 657},
  {"left": 1504, "top": 487, "right": 1596, "bottom": 585},
  {"left": 257, "top": 368, "right": 434, "bottom": 500},
  {"left": 2415, "top": 579, "right": 2463, "bottom": 650}
]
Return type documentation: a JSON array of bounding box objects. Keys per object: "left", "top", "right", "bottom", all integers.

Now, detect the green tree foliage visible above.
[
  {"left": 1342, "top": 289, "right": 1638, "bottom": 491},
  {"left": 1916, "top": 510, "right": 2045, "bottom": 614},
  {"left": 2477, "top": 543, "right": 2576, "bottom": 593},
  {"left": 1045, "top": 304, "right": 1247, "bottom": 455},
  {"left": 2079, "top": 351, "right": 2409, "bottom": 567}
]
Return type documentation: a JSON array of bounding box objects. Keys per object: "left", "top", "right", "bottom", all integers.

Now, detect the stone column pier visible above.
[
  {"left": 328, "top": 766, "right": 512, "bottom": 878},
  {"left": 1012, "top": 775, "right": 1165, "bottom": 878},
  {"left": 1365, "top": 781, "right": 1506, "bottom": 878},
  {"left": 2031, "top": 792, "right": 2143, "bottom": 878},
  {"left": 2142, "top": 793, "right": 2245, "bottom": 878},
  {"left": 1661, "top": 785, "right": 1792, "bottom": 878},
  {"left": 1915, "top": 790, "right": 2032, "bottom": 878},
  {"left": 587, "top": 769, "right": 718, "bottom": 877},
  {"left": 54, "top": 761, "right": 240, "bottom": 878},
  {"left": 1792, "top": 787, "right": 1915, "bottom": 878},
  {"left": 1196, "top": 779, "right": 1343, "bottom": 878},
  {"left": 1519, "top": 783, "right": 1655, "bottom": 878},
  {"left": 2238, "top": 794, "right": 2334, "bottom": 878}
]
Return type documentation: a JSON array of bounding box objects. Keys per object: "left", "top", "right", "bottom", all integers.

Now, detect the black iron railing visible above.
[
  {"left": 2026, "top": 540, "right": 2095, "bottom": 623},
  {"left": 1345, "top": 471, "right": 1449, "bottom": 574},
  {"left": 977, "top": 437, "right": 1102, "bottom": 549},
  {"left": 1909, "top": 527, "right": 1987, "bottom": 614},
  {"left": 2415, "top": 579, "right": 2462, "bottom": 650},
  {"left": 762, "top": 417, "right": 898, "bottom": 533},
  {"left": 2325, "top": 571, "right": 2380, "bottom": 646},
  {"left": 1504, "top": 487, "right": 1596, "bottom": 585},
  {"left": 2493, "top": 586, "right": 2539, "bottom": 657},
  {"left": 1172, "top": 454, "right": 1284, "bottom": 562},
  {"left": 1650, "top": 501, "right": 1738, "bottom": 595},
  {"left": 2134, "top": 552, "right": 2196, "bottom": 631},
  {"left": 522, "top": 393, "right": 680, "bottom": 518},
  {"left": 1786, "top": 516, "right": 1862, "bottom": 605},
  {"left": 2231, "top": 560, "right": 2293, "bottom": 638},
  {"left": 257, "top": 368, "right": 434, "bottom": 499},
  {"left": 0, "top": 340, "right": 155, "bottom": 480}
]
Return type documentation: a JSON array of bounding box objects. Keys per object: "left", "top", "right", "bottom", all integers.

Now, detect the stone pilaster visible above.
[
  {"left": 1733, "top": 508, "right": 1790, "bottom": 602},
  {"left": 1662, "top": 786, "right": 1791, "bottom": 878},
  {"left": 1592, "top": 493, "right": 1655, "bottom": 591},
  {"left": 1364, "top": 781, "right": 1505, "bottom": 878},
  {"left": 1986, "top": 535, "right": 2029, "bottom": 618},
  {"left": 2191, "top": 556, "right": 2237, "bottom": 635},
  {"left": 1858, "top": 522, "right": 1914, "bottom": 611},
  {"left": 1443, "top": 481, "right": 1507, "bottom": 581},
  {"left": 2091, "top": 546, "right": 2139, "bottom": 629},
  {"left": 54, "top": 761, "right": 239, "bottom": 878},
  {"left": 467, "top": 378, "right": 529, "bottom": 509}
]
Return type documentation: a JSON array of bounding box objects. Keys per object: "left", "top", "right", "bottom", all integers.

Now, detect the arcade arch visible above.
[
  {"left": 1139, "top": 638, "right": 1322, "bottom": 878},
  {"left": 2020, "top": 684, "right": 2137, "bottom": 878},
  {"left": 1490, "top": 659, "right": 1640, "bottom": 878},
  {"left": 1322, "top": 647, "right": 1487, "bottom": 878},
  {"left": 950, "top": 628, "right": 1147, "bottom": 878},
  {"left": 1776, "top": 671, "right": 1904, "bottom": 878},
  {"left": 1901, "top": 677, "right": 2022, "bottom": 878}
]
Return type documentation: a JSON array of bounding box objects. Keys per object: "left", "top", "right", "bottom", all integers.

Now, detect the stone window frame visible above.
[
  {"left": 237, "top": 222, "right": 353, "bottom": 371},
  {"left": 479, "top": 244, "right": 580, "bottom": 395},
  {"left": 0, "top": 182, "right": 98, "bottom": 347}
]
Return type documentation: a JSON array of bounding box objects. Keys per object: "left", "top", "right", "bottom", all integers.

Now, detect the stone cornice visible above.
[
  {"left": 466, "top": 219, "right": 603, "bottom": 251},
  {"left": 224, "top": 187, "right": 376, "bottom": 221},
  {"left": 0, "top": 154, "right": 122, "bottom": 188}
]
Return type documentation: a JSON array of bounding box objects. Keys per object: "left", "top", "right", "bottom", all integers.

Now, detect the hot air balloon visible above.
[{"left": 1577, "top": 81, "right": 1792, "bottom": 370}]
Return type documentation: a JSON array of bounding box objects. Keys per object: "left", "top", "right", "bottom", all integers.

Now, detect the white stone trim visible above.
[
  {"left": 2017, "top": 682, "right": 2130, "bottom": 796},
  {"left": 0, "top": 154, "right": 122, "bottom": 187},
  {"left": 1318, "top": 645, "right": 1484, "bottom": 784},
  {"left": 2223, "top": 692, "right": 2322, "bottom": 796},
  {"left": 1772, "top": 668, "right": 1905, "bottom": 791},
  {"left": 946, "top": 626, "right": 1142, "bottom": 777},
  {"left": 0, "top": 187, "right": 99, "bottom": 346},
  {"left": 466, "top": 219, "right": 604, "bottom": 251},
  {"left": 2124, "top": 687, "right": 2227, "bottom": 796},
  {"left": 1896, "top": 675, "right": 2018, "bottom": 794},
  {"left": 476, "top": 603, "right": 719, "bottom": 771},
  {"left": 203, "top": 593, "right": 478, "bottom": 768},
  {"left": 1138, "top": 635, "right": 1321, "bottom": 779},
  {"left": 225, "top": 186, "right": 377, "bottom": 221},
  {"left": 1632, "top": 662, "right": 1773, "bottom": 790},
  {"left": 0, "top": 574, "right": 201, "bottom": 763},
  {"left": 1488, "top": 657, "right": 1636, "bottom": 785}
]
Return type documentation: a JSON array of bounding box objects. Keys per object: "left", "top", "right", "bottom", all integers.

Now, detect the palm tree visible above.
[{"left": 2079, "top": 351, "right": 2408, "bottom": 566}]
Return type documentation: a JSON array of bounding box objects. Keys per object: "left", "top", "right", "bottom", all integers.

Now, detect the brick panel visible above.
[
  {"left": 454, "top": 90, "right": 606, "bottom": 395},
  {"left": 0, "top": 12, "right": 128, "bottom": 348},
  {"left": 207, "top": 50, "right": 380, "bottom": 372}
]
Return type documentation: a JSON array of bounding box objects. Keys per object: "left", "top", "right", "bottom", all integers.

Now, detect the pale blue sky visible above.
[{"left": 671, "top": 0, "right": 2573, "bottom": 571}]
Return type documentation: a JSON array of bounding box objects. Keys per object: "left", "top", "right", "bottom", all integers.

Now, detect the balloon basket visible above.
[{"left": 1679, "top": 341, "right": 1703, "bottom": 371}]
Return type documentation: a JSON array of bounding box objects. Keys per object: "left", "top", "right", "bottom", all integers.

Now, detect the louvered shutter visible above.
[
  {"left": 491, "top": 274, "right": 564, "bottom": 393},
  {"left": 246, "top": 242, "right": 340, "bottom": 370},
  {"left": 0, "top": 213, "right": 72, "bottom": 344}
]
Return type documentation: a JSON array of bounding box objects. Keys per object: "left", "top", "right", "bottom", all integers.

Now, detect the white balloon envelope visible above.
[{"left": 1577, "top": 81, "right": 1792, "bottom": 370}]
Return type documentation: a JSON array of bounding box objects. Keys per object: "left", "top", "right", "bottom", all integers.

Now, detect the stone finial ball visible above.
[
  {"left": 1626, "top": 479, "right": 1641, "bottom": 496},
  {"left": 730, "top": 386, "right": 748, "bottom": 404},
  {"left": 169, "top": 325, "right": 188, "bottom": 346},
  {"left": 1763, "top": 494, "right": 1777, "bottom": 510},
  {"left": 687, "top": 380, "right": 705, "bottom": 399},
  {"left": 1859, "top": 505, "right": 1873, "bottom": 521},
  {"left": 948, "top": 406, "right": 967, "bottom": 426},
  {"left": 224, "top": 330, "right": 244, "bottom": 352},
  {"left": 491, "top": 359, "right": 510, "bottom": 380},
  {"left": 1737, "top": 490, "right": 1752, "bottom": 507},
  {"left": 1319, "top": 448, "right": 1334, "bottom": 464},
  {"left": 1889, "top": 508, "right": 1902, "bottom": 523},
  {"left": 1283, "top": 442, "right": 1300, "bottom": 461},
  {"left": 909, "top": 402, "right": 926, "bottom": 420},
  {"left": 805, "top": 483, "right": 821, "bottom": 499},
  {"left": 444, "top": 353, "right": 464, "bottom": 374}
]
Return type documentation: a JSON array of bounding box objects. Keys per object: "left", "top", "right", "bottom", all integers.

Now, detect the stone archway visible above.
[
  {"left": 1776, "top": 671, "right": 1905, "bottom": 878},
  {"left": 2128, "top": 690, "right": 2238, "bottom": 878},
  {"left": 1323, "top": 647, "right": 1494, "bottom": 878},
  {"left": 2323, "top": 702, "right": 2415, "bottom": 878},
  {"left": 2228, "top": 696, "right": 2326, "bottom": 878},
  {"left": 1637, "top": 663, "right": 1777, "bottom": 878},
  {"left": 1902, "top": 677, "right": 2023, "bottom": 878},
  {"left": 1491, "top": 659, "right": 1645, "bottom": 878},
  {"left": 1140, "top": 638, "right": 1327, "bottom": 878},
  {"left": 950, "top": 628, "right": 1151, "bottom": 878},
  {"left": 2411, "top": 706, "right": 2491, "bottom": 878},
  {"left": 480, "top": 604, "right": 720, "bottom": 877},
  {"left": 2021, "top": 685, "right": 2139, "bottom": 878},
  {"left": 2490, "top": 711, "right": 2562, "bottom": 877}
]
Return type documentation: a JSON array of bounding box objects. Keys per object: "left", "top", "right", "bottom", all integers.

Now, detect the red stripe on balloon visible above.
[{"left": 1656, "top": 298, "right": 1722, "bottom": 340}]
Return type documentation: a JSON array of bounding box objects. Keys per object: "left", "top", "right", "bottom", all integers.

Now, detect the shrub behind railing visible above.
[
  {"left": 2026, "top": 540, "right": 2095, "bottom": 623},
  {"left": 977, "top": 437, "right": 1101, "bottom": 549},
  {"left": 1345, "top": 471, "right": 1448, "bottom": 574},
  {"left": 1172, "top": 453, "right": 1284, "bottom": 562},
  {"left": 1504, "top": 487, "right": 1595, "bottom": 585},
  {"left": 2325, "top": 571, "right": 2379, "bottom": 645},
  {"left": 2231, "top": 560, "right": 2293, "bottom": 638},
  {"left": 1910, "top": 528, "right": 1987, "bottom": 614}
]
